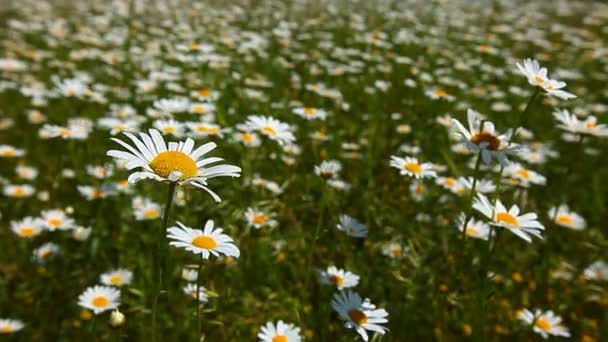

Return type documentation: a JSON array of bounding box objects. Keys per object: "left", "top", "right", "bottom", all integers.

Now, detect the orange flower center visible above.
[
  {"left": 92, "top": 296, "right": 110, "bottom": 308},
  {"left": 272, "top": 335, "right": 288, "bottom": 342},
  {"left": 556, "top": 215, "right": 574, "bottom": 226},
  {"left": 253, "top": 214, "right": 268, "bottom": 225},
  {"left": 496, "top": 212, "right": 519, "bottom": 226},
  {"left": 331, "top": 275, "right": 345, "bottom": 285},
  {"left": 348, "top": 309, "right": 368, "bottom": 325},
  {"left": 471, "top": 132, "right": 500, "bottom": 150},
  {"left": 261, "top": 126, "right": 277, "bottom": 137},
  {"left": 192, "top": 235, "right": 218, "bottom": 249},
  {"left": 535, "top": 318, "right": 552, "bottom": 332},
  {"left": 20, "top": 227, "right": 36, "bottom": 237}
]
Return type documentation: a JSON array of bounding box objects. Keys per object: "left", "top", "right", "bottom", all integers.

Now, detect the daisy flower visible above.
[
  {"left": 458, "top": 177, "right": 496, "bottom": 194},
  {"left": 189, "top": 102, "right": 215, "bottom": 115},
  {"left": 0, "top": 145, "right": 25, "bottom": 157},
  {"left": 245, "top": 115, "right": 296, "bottom": 145},
  {"left": 245, "top": 207, "right": 277, "bottom": 229},
  {"left": 15, "top": 165, "right": 38, "bottom": 180},
  {"left": 32, "top": 242, "right": 61, "bottom": 263},
  {"left": 234, "top": 129, "right": 262, "bottom": 147},
  {"left": 100, "top": 269, "right": 133, "bottom": 287},
  {"left": 314, "top": 160, "right": 342, "bottom": 179},
  {"left": 337, "top": 215, "right": 368, "bottom": 238},
  {"left": 133, "top": 198, "right": 162, "bottom": 220},
  {"left": 153, "top": 119, "right": 186, "bottom": 137},
  {"left": 257, "top": 320, "right": 302, "bottom": 342},
  {"left": 41, "top": 209, "right": 75, "bottom": 231},
  {"left": 548, "top": 205, "right": 586, "bottom": 230},
  {"left": 583, "top": 261, "right": 608, "bottom": 282},
  {"left": 0, "top": 319, "right": 24, "bottom": 334},
  {"left": 456, "top": 214, "right": 491, "bottom": 240},
  {"left": 553, "top": 109, "right": 608, "bottom": 137},
  {"left": 106, "top": 128, "right": 241, "bottom": 202},
  {"left": 389, "top": 156, "right": 436, "bottom": 179},
  {"left": 504, "top": 163, "right": 546, "bottom": 187},
  {"left": 78, "top": 285, "right": 120, "bottom": 315},
  {"left": 516, "top": 59, "right": 576, "bottom": 100},
  {"left": 319, "top": 266, "right": 360, "bottom": 290},
  {"left": 167, "top": 220, "right": 240, "bottom": 259},
  {"left": 182, "top": 283, "right": 209, "bottom": 302},
  {"left": 331, "top": 290, "right": 389, "bottom": 341},
  {"left": 436, "top": 177, "right": 463, "bottom": 194},
  {"left": 382, "top": 242, "right": 405, "bottom": 258},
  {"left": 293, "top": 106, "right": 328, "bottom": 120},
  {"left": 187, "top": 122, "right": 225, "bottom": 138},
  {"left": 153, "top": 98, "right": 190, "bottom": 114},
  {"left": 517, "top": 309, "right": 571, "bottom": 339},
  {"left": 473, "top": 193, "right": 544, "bottom": 243},
  {"left": 10, "top": 217, "right": 44, "bottom": 238},
  {"left": 451, "top": 109, "right": 521, "bottom": 165},
  {"left": 3, "top": 184, "right": 35, "bottom": 198}
]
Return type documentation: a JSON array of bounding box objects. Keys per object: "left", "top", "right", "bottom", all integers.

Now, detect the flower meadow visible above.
[{"left": 0, "top": 0, "right": 607, "bottom": 340}]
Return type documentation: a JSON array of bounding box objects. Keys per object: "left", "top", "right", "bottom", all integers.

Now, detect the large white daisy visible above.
[
  {"left": 78, "top": 285, "right": 120, "bottom": 315},
  {"left": 167, "top": 220, "right": 240, "bottom": 259},
  {"left": 331, "top": 290, "right": 389, "bottom": 341},
  {"left": 257, "top": 320, "right": 302, "bottom": 342}
]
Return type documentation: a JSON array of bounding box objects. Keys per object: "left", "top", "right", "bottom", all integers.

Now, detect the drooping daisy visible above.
[
  {"left": 100, "top": 269, "right": 133, "bottom": 287},
  {"left": 245, "top": 207, "right": 278, "bottom": 229},
  {"left": 473, "top": 193, "right": 544, "bottom": 243},
  {"left": 389, "top": 156, "right": 436, "bottom": 179},
  {"left": 293, "top": 106, "right": 327, "bottom": 120},
  {"left": 0, "top": 319, "right": 24, "bottom": 334},
  {"left": 451, "top": 109, "right": 521, "bottom": 165},
  {"left": 456, "top": 214, "right": 491, "bottom": 240},
  {"left": 32, "top": 242, "right": 61, "bottom": 263},
  {"left": 41, "top": 209, "right": 75, "bottom": 231},
  {"left": 331, "top": 290, "right": 389, "bottom": 341},
  {"left": 516, "top": 59, "right": 576, "bottom": 100},
  {"left": 257, "top": 320, "right": 302, "bottom": 342},
  {"left": 319, "top": 266, "right": 360, "bottom": 290},
  {"left": 547, "top": 205, "right": 586, "bottom": 230},
  {"left": 245, "top": 115, "right": 296, "bottom": 145},
  {"left": 106, "top": 128, "right": 241, "bottom": 202},
  {"left": 3, "top": 184, "right": 35, "bottom": 198},
  {"left": 167, "top": 220, "right": 240, "bottom": 259},
  {"left": 182, "top": 283, "right": 208, "bottom": 302},
  {"left": 10, "top": 217, "right": 44, "bottom": 238},
  {"left": 337, "top": 215, "right": 368, "bottom": 238},
  {"left": 517, "top": 309, "right": 571, "bottom": 339},
  {"left": 78, "top": 285, "right": 120, "bottom": 315}
]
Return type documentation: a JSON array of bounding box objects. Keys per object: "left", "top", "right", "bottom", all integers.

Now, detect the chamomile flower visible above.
[
  {"left": 319, "top": 266, "right": 360, "bottom": 290},
  {"left": 100, "top": 269, "right": 133, "bottom": 287},
  {"left": 548, "top": 205, "right": 586, "bottom": 230},
  {"left": 16, "top": 165, "right": 38, "bottom": 180},
  {"left": 504, "top": 163, "right": 546, "bottom": 187},
  {"left": 153, "top": 98, "right": 189, "bottom": 114},
  {"left": 3, "top": 184, "right": 35, "bottom": 198},
  {"left": 10, "top": 217, "right": 44, "bottom": 238},
  {"left": 133, "top": 198, "right": 162, "bottom": 220},
  {"left": 41, "top": 209, "right": 75, "bottom": 231},
  {"left": 106, "top": 128, "right": 241, "bottom": 202},
  {"left": 382, "top": 242, "right": 405, "bottom": 258},
  {"left": 517, "top": 309, "right": 570, "bottom": 339},
  {"left": 516, "top": 59, "right": 576, "bottom": 100},
  {"left": 189, "top": 102, "right": 215, "bottom": 115},
  {"left": 389, "top": 156, "right": 436, "bottom": 179},
  {"left": 331, "top": 290, "right": 389, "bottom": 341},
  {"left": 32, "top": 242, "right": 61, "bottom": 263},
  {"left": 257, "top": 321, "right": 302, "bottom": 342},
  {"left": 553, "top": 109, "right": 608, "bottom": 137},
  {"left": 245, "top": 207, "right": 277, "bottom": 229},
  {"left": 293, "top": 106, "right": 327, "bottom": 120},
  {"left": 182, "top": 283, "right": 208, "bottom": 302},
  {"left": 153, "top": 119, "right": 186, "bottom": 137},
  {"left": 451, "top": 109, "right": 520, "bottom": 165},
  {"left": 234, "top": 130, "right": 262, "bottom": 147},
  {"left": 0, "top": 145, "right": 24, "bottom": 158},
  {"left": 337, "top": 215, "right": 368, "bottom": 238},
  {"left": 473, "top": 193, "right": 544, "bottom": 243},
  {"left": 78, "top": 285, "right": 120, "bottom": 314},
  {"left": 0, "top": 319, "right": 24, "bottom": 334},
  {"left": 167, "top": 220, "right": 240, "bottom": 259},
  {"left": 315, "top": 160, "right": 342, "bottom": 179},
  {"left": 245, "top": 115, "right": 296, "bottom": 145},
  {"left": 436, "top": 177, "right": 463, "bottom": 194},
  {"left": 456, "top": 214, "right": 491, "bottom": 240}
]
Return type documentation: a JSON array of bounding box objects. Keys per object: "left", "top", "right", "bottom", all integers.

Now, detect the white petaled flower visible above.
[
  {"left": 382, "top": 242, "right": 405, "bottom": 258},
  {"left": 473, "top": 193, "right": 544, "bottom": 243},
  {"left": 78, "top": 285, "right": 120, "bottom": 315},
  {"left": 293, "top": 106, "right": 327, "bottom": 120},
  {"left": 133, "top": 198, "right": 162, "bottom": 220},
  {"left": 153, "top": 119, "right": 186, "bottom": 137},
  {"left": 41, "top": 209, "right": 75, "bottom": 231},
  {"left": 516, "top": 59, "right": 576, "bottom": 100},
  {"left": 553, "top": 110, "right": 608, "bottom": 137},
  {"left": 389, "top": 156, "right": 436, "bottom": 179},
  {"left": 337, "top": 215, "right": 368, "bottom": 238},
  {"left": 106, "top": 128, "right": 241, "bottom": 202},
  {"left": 504, "top": 163, "right": 546, "bottom": 187},
  {"left": 583, "top": 261, "right": 608, "bottom": 282},
  {"left": 245, "top": 115, "right": 296, "bottom": 145},
  {"left": 331, "top": 290, "right": 389, "bottom": 341},
  {"left": 0, "top": 319, "right": 25, "bottom": 334},
  {"left": 183, "top": 283, "right": 208, "bottom": 302},
  {"left": 167, "top": 220, "right": 240, "bottom": 259},
  {"left": 456, "top": 214, "right": 491, "bottom": 240},
  {"left": 451, "top": 109, "right": 521, "bottom": 165},
  {"left": 189, "top": 102, "right": 216, "bottom": 115},
  {"left": 458, "top": 177, "right": 496, "bottom": 194},
  {"left": 319, "top": 266, "right": 360, "bottom": 290},
  {"left": 3, "top": 184, "right": 35, "bottom": 198},
  {"left": 32, "top": 242, "right": 61, "bottom": 263},
  {"left": 245, "top": 208, "right": 278, "bottom": 229},
  {"left": 314, "top": 160, "right": 342, "bottom": 179},
  {"left": 100, "top": 269, "right": 133, "bottom": 287},
  {"left": 10, "top": 217, "right": 44, "bottom": 238},
  {"left": 257, "top": 320, "right": 302, "bottom": 342},
  {"left": 0, "top": 145, "right": 25, "bottom": 157},
  {"left": 547, "top": 205, "right": 586, "bottom": 230},
  {"left": 517, "top": 309, "right": 571, "bottom": 339},
  {"left": 153, "top": 98, "right": 190, "bottom": 114}
]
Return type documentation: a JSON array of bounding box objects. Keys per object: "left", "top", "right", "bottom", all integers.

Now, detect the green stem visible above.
[
  {"left": 459, "top": 150, "right": 483, "bottom": 243},
  {"left": 196, "top": 252, "right": 203, "bottom": 337}
]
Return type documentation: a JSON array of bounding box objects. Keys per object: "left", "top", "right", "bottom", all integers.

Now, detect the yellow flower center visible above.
[
  {"left": 471, "top": 132, "right": 500, "bottom": 150},
  {"left": 331, "top": 275, "right": 345, "bottom": 285},
  {"left": 1, "top": 149, "right": 17, "bottom": 157},
  {"left": 109, "top": 275, "right": 124, "bottom": 285},
  {"left": 404, "top": 162, "right": 422, "bottom": 174},
  {"left": 465, "top": 226, "right": 479, "bottom": 237},
  {"left": 534, "top": 75, "right": 546, "bottom": 84},
  {"left": 261, "top": 125, "right": 277, "bottom": 137},
  {"left": 20, "top": 227, "right": 36, "bottom": 237},
  {"left": 92, "top": 296, "right": 110, "bottom": 308},
  {"left": 496, "top": 212, "right": 519, "bottom": 226},
  {"left": 535, "top": 318, "right": 552, "bottom": 332},
  {"left": 48, "top": 218, "right": 63, "bottom": 228},
  {"left": 348, "top": 309, "right": 368, "bottom": 325},
  {"left": 191, "top": 43, "right": 201, "bottom": 50},
  {"left": 586, "top": 122, "right": 597, "bottom": 129},
  {"left": 149, "top": 151, "right": 198, "bottom": 180},
  {"left": 434, "top": 88, "right": 448, "bottom": 97},
  {"left": 0, "top": 325, "right": 14, "bottom": 333},
  {"left": 517, "top": 169, "right": 531, "bottom": 179},
  {"left": 144, "top": 209, "right": 160, "bottom": 219},
  {"left": 253, "top": 214, "right": 268, "bottom": 225},
  {"left": 556, "top": 215, "right": 574, "bottom": 226},
  {"left": 304, "top": 107, "right": 317, "bottom": 115},
  {"left": 197, "top": 126, "right": 220, "bottom": 134},
  {"left": 272, "top": 335, "right": 288, "bottom": 342},
  {"left": 391, "top": 246, "right": 401, "bottom": 256},
  {"left": 198, "top": 88, "right": 211, "bottom": 97},
  {"left": 242, "top": 133, "right": 255, "bottom": 143},
  {"left": 192, "top": 235, "right": 218, "bottom": 249},
  {"left": 13, "top": 187, "right": 26, "bottom": 196},
  {"left": 444, "top": 178, "right": 457, "bottom": 186}
]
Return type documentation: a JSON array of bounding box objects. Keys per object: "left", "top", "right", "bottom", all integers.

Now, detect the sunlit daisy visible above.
[
  {"left": 3, "top": 184, "right": 35, "bottom": 198},
  {"left": 100, "top": 269, "right": 133, "bottom": 287},
  {"left": 382, "top": 242, "right": 405, "bottom": 258},
  {"left": 0, "top": 319, "right": 24, "bottom": 334},
  {"left": 553, "top": 109, "right": 608, "bottom": 137},
  {"left": 245, "top": 207, "right": 278, "bottom": 229},
  {"left": 257, "top": 320, "right": 302, "bottom": 342},
  {"left": 106, "top": 128, "right": 241, "bottom": 202},
  {"left": 516, "top": 59, "right": 576, "bottom": 100},
  {"left": 504, "top": 163, "right": 546, "bottom": 187},
  {"left": 167, "top": 220, "right": 240, "bottom": 259},
  {"left": 517, "top": 308, "right": 570, "bottom": 339},
  {"left": 332, "top": 290, "right": 389, "bottom": 341},
  {"left": 337, "top": 215, "right": 368, "bottom": 238},
  {"left": 547, "top": 205, "right": 586, "bottom": 230},
  {"left": 10, "top": 217, "right": 44, "bottom": 238},
  {"left": 293, "top": 106, "right": 327, "bottom": 120},
  {"left": 456, "top": 214, "right": 491, "bottom": 240},
  {"left": 41, "top": 209, "right": 75, "bottom": 231},
  {"left": 78, "top": 285, "right": 120, "bottom": 314},
  {"left": 245, "top": 115, "right": 296, "bottom": 145},
  {"left": 0, "top": 145, "right": 25, "bottom": 158},
  {"left": 389, "top": 156, "right": 436, "bottom": 179},
  {"left": 319, "top": 266, "right": 360, "bottom": 290}
]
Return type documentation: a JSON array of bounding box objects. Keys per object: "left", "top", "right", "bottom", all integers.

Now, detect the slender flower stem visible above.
[
  {"left": 459, "top": 150, "right": 483, "bottom": 243},
  {"left": 196, "top": 253, "right": 203, "bottom": 337}
]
